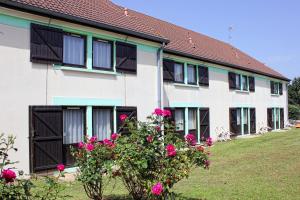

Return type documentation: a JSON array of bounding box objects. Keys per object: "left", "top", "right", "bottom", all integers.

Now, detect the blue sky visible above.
[{"left": 113, "top": 0, "right": 299, "bottom": 80}]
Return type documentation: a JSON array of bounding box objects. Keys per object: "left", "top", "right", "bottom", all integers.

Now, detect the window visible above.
[
  {"left": 243, "top": 108, "right": 249, "bottom": 134},
  {"left": 187, "top": 64, "right": 197, "bottom": 84},
  {"left": 236, "top": 108, "right": 241, "bottom": 126},
  {"left": 242, "top": 75, "right": 248, "bottom": 91},
  {"left": 93, "top": 108, "right": 113, "bottom": 141},
  {"left": 188, "top": 109, "right": 197, "bottom": 131},
  {"left": 174, "top": 63, "right": 184, "bottom": 83},
  {"left": 175, "top": 109, "right": 185, "bottom": 132},
  {"left": 63, "top": 33, "right": 86, "bottom": 67},
  {"left": 271, "top": 81, "right": 283, "bottom": 95},
  {"left": 236, "top": 74, "right": 241, "bottom": 89},
  {"left": 230, "top": 108, "right": 255, "bottom": 136},
  {"left": 116, "top": 42, "right": 137, "bottom": 73},
  {"left": 198, "top": 66, "right": 209, "bottom": 86},
  {"left": 93, "top": 39, "right": 113, "bottom": 70},
  {"left": 63, "top": 107, "right": 85, "bottom": 165}
]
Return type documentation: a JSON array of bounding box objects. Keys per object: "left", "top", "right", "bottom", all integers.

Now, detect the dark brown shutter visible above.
[
  {"left": 267, "top": 108, "right": 274, "bottom": 130},
  {"left": 163, "top": 59, "right": 174, "bottom": 82},
  {"left": 116, "top": 107, "right": 137, "bottom": 134},
  {"left": 229, "top": 108, "right": 239, "bottom": 136},
  {"left": 280, "top": 108, "right": 284, "bottom": 129},
  {"left": 200, "top": 108, "right": 210, "bottom": 141},
  {"left": 270, "top": 81, "right": 275, "bottom": 94},
  {"left": 228, "top": 72, "right": 236, "bottom": 89},
  {"left": 250, "top": 108, "right": 256, "bottom": 134},
  {"left": 30, "top": 23, "right": 63, "bottom": 64},
  {"left": 199, "top": 66, "right": 209, "bottom": 86},
  {"left": 116, "top": 42, "right": 137, "bottom": 74},
  {"left": 249, "top": 76, "right": 255, "bottom": 92},
  {"left": 29, "top": 106, "right": 63, "bottom": 172},
  {"left": 279, "top": 83, "right": 283, "bottom": 95}
]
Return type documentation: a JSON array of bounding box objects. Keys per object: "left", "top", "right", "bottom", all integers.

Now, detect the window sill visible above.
[
  {"left": 235, "top": 90, "right": 250, "bottom": 94},
  {"left": 54, "top": 65, "right": 119, "bottom": 75},
  {"left": 173, "top": 83, "right": 199, "bottom": 88},
  {"left": 271, "top": 94, "right": 280, "bottom": 97}
]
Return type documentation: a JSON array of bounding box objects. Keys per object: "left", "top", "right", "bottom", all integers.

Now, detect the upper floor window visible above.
[
  {"left": 198, "top": 66, "right": 209, "bottom": 86},
  {"left": 228, "top": 72, "right": 255, "bottom": 92},
  {"left": 93, "top": 38, "right": 113, "bottom": 70},
  {"left": 63, "top": 33, "right": 86, "bottom": 67},
  {"left": 187, "top": 64, "right": 197, "bottom": 84},
  {"left": 116, "top": 42, "right": 137, "bottom": 74},
  {"left": 174, "top": 63, "right": 184, "bottom": 83},
  {"left": 270, "top": 81, "right": 283, "bottom": 95}
]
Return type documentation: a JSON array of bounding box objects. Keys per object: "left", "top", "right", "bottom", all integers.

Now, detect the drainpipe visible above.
[{"left": 157, "top": 43, "right": 165, "bottom": 109}]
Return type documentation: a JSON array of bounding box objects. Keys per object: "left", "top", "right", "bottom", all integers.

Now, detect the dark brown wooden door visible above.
[
  {"left": 267, "top": 108, "right": 274, "bottom": 130},
  {"left": 200, "top": 108, "right": 210, "bottom": 141},
  {"left": 280, "top": 108, "right": 284, "bottom": 129},
  {"left": 29, "top": 106, "right": 63, "bottom": 172},
  {"left": 250, "top": 108, "right": 256, "bottom": 134}
]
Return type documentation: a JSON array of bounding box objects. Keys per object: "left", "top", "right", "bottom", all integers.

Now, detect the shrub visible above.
[
  {"left": 71, "top": 136, "right": 115, "bottom": 200},
  {"left": 113, "top": 109, "right": 211, "bottom": 199}
]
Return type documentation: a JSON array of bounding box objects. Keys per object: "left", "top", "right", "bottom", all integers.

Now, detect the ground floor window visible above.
[
  {"left": 93, "top": 107, "right": 113, "bottom": 141},
  {"left": 230, "top": 107, "right": 256, "bottom": 136},
  {"left": 267, "top": 108, "right": 284, "bottom": 130}
]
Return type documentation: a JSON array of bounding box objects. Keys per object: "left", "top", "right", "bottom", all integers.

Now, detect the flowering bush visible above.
[
  {"left": 0, "top": 133, "right": 68, "bottom": 200},
  {"left": 71, "top": 136, "right": 115, "bottom": 200},
  {"left": 113, "top": 108, "right": 211, "bottom": 199}
]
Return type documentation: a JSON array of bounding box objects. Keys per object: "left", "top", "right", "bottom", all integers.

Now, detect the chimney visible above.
[{"left": 124, "top": 7, "right": 128, "bottom": 16}]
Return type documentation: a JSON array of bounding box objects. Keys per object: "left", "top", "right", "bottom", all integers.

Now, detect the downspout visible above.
[{"left": 157, "top": 43, "right": 165, "bottom": 109}]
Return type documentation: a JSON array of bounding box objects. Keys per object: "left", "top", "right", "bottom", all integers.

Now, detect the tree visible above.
[{"left": 288, "top": 77, "right": 300, "bottom": 120}]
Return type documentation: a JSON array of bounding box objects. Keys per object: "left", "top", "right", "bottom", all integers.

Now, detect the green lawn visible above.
[{"left": 59, "top": 129, "right": 300, "bottom": 199}]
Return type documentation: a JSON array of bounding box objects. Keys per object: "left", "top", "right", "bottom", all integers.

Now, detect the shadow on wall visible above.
[{"left": 0, "top": 24, "right": 29, "bottom": 50}]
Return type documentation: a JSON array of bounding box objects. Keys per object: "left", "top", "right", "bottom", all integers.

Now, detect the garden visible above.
[{"left": 1, "top": 108, "right": 300, "bottom": 199}]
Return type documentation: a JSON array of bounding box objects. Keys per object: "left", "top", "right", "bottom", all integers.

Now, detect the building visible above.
[{"left": 0, "top": 0, "right": 289, "bottom": 173}]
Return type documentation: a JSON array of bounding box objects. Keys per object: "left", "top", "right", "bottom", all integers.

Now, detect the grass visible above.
[{"left": 53, "top": 129, "right": 300, "bottom": 199}]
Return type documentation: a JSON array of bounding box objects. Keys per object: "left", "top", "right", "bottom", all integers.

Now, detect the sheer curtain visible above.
[
  {"left": 188, "top": 109, "right": 197, "bottom": 130},
  {"left": 63, "top": 35, "right": 85, "bottom": 66},
  {"left": 237, "top": 109, "right": 241, "bottom": 125},
  {"left": 93, "top": 109, "right": 112, "bottom": 141},
  {"left": 63, "top": 109, "right": 85, "bottom": 144},
  {"left": 187, "top": 65, "right": 196, "bottom": 83},
  {"left": 243, "top": 109, "right": 248, "bottom": 124},
  {"left": 174, "top": 63, "right": 183, "bottom": 82},
  {"left": 93, "top": 40, "right": 112, "bottom": 69},
  {"left": 175, "top": 109, "right": 184, "bottom": 131}
]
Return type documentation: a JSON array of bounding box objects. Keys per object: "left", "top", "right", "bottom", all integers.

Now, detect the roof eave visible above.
[
  {"left": 164, "top": 49, "right": 290, "bottom": 82},
  {"left": 0, "top": 0, "right": 170, "bottom": 44}
]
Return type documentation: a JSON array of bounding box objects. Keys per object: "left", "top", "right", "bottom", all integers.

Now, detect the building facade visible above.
[{"left": 0, "top": 0, "right": 289, "bottom": 173}]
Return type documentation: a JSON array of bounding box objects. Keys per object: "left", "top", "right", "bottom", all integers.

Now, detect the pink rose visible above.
[
  {"left": 206, "top": 137, "right": 213, "bottom": 147},
  {"left": 185, "top": 134, "right": 196, "bottom": 146},
  {"left": 111, "top": 133, "right": 119, "bottom": 141},
  {"left": 155, "top": 126, "right": 161, "bottom": 132},
  {"left": 86, "top": 143, "right": 95, "bottom": 152},
  {"left": 120, "top": 114, "right": 128, "bottom": 121},
  {"left": 166, "top": 144, "right": 175, "bottom": 152},
  {"left": 103, "top": 139, "right": 115, "bottom": 148},
  {"left": 153, "top": 108, "right": 164, "bottom": 116},
  {"left": 78, "top": 142, "right": 85, "bottom": 149},
  {"left": 1, "top": 169, "right": 16, "bottom": 183},
  {"left": 151, "top": 182, "right": 163, "bottom": 196},
  {"left": 162, "top": 109, "right": 171, "bottom": 117},
  {"left": 57, "top": 164, "right": 65, "bottom": 172},
  {"left": 167, "top": 150, "right": 177, "bottom": 157},
  {"left": 146, "top": 135, "right": 153, "bottom": 143},
  {"left": 89, "top": 136, "right": 97, "bottom": 143}
]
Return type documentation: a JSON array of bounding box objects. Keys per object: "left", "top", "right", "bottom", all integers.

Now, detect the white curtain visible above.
[
  {"left": 236, "top": 74, "right": 240, "bottom": 88},
  {"left": 93, "top": 109, "right": 112, "bottom": 141},
  {"left": 63, "top": 109, "right": 85, "bottom": 144},
  {"left": 175, "top": 109, "right": 184, "bottom": 131},
  {"left": 188, "top": 109, "right": 197, "bottom": 130},
  {"left": 242, "top": 76, "right": 248, "bottom": 90},
  {"left": 63, "top": 35, "right": 85, "bottom": 66},
  {"left": 237, "top": 109, "right": 241, "bottom": 125},
  {"left": 174, "top": 63, "right": 183, "bottom": 82},
  {"left": 187, "top": 65, "right": 196, "bottom": 83},
  {"left": 243, "top": 109, "right": 248, "bottom": 124},
  {"left": 93, "top": 40, "right": 112, "bottom": 69}
]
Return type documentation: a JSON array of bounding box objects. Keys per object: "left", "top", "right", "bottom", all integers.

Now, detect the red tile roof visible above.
[{"left": 2, "top": 0, "right": 289, "bottom": 80}]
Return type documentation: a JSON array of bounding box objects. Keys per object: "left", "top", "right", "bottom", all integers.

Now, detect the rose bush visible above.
[
  {"left": 71, "top": 136, "right": 115, "bottom": 200},
  {"left": 113, "top": 108, "right": 211, "bottom": 199}
]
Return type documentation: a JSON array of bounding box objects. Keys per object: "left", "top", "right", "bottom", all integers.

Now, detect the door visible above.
[
  {"left": 250, "top": 108, "right": 256, "bottom": 134},
  {"left": 200, "top": 108, "right": 210, "bottom": 141},
  {"left": 243, "top": 108, "right": 249, "bottom": 134},
  {"left": 229, "top": 108, "right": 241, "bottom": 136},
  {"left": 29, "top": 106, "right": 63, "bottom": 172},
  {"left": 267, "top": 108, "right": 274, "bottom": 130}
]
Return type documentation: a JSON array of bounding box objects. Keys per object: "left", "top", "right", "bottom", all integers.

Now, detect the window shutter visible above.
[
  {"left": 280, "top": 108, "right": 284, "bottom": 129},
  {"left": 116, "top": 42, "right": 137, "bottom": 74},
  {"left": 270, "top": 81, "right": 275, "bottom": 94},
  {"left": 249, "top": 76, "right": 255, "bottom": 92},
  {"left": 198, "top": 66, "right": 209, "bottom": 86},
  {"left": 229, "top": 108, "right": 238, "bottom": 136},
  {"left": 163, "top": 59, "right": 174, "bottom": 82},
  {"left": 228, "top": 72, "right": 236, "bottom": 89},
  {"left": 279, "top": 83, "right": 283, "bottom": 95},
  {"left": 200, "top": 108, "right": 210, "bottom": 141},
  {"left": 267, "top": 108, "right": 273, "bottom": 130},
  {"left": 30, "top": 23, "right": 63, "bottom": 64},
  {"left": 116, "top": 107, "right": 137, "bottom": 134},
  {"left": 250, "top": 108, "right": 256, "bottom": 134}
]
